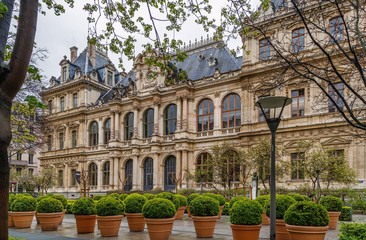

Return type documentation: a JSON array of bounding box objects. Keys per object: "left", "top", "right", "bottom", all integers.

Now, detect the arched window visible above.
[
  {"left": 196, "top": 153, "right": 213, "bottom": 182},
  {"left": 88, "top": 163, "right": 98, "bottom": 186},
  {"left": 104, "top": 118, "right": 111, "bottom": 144},
  {"left": 103, "top": 161, "right": 110, "bottom": 185},
  {"left": 197, "top": 99, "right": 214, "bottom": 132},
  {"left": 125, "top": 159, "right": 133, "bottom": 191},
  {"left": 125, "top": 112, "right": 134, "bottom": 141},
  {"left": 222, "top": 94, "right": 241, "bottom": 128},
  {"left": 222, "top": 151, "right": 241, "bottom": 185},
  {"left": 143, "top": 109, "right": 154, "bottom": 138},
  {"left": 164, "top": 156, "right": 176, "bottom": 191},
  {"left": 164, "top": 104, "right": 177, "bottom": 135},
  {"left": 143, "top": 157, "right": 153, "bottom": 191},
  {"left": 89, "top": 121, "right": 99, "bottom": 146}
]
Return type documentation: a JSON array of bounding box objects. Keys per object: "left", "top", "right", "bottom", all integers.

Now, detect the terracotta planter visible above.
[
  {"left": 37, "top": 212, "right": 63, "bottom": 231},
  {"left": 218, "top": 206, "right": 224, "bottom": 219},
  {"left": 59, "top": 209, "right": 66, "bottom": 225},
  {"left": 75, "top": 215, "right": 96, "bottom": 234},
  {"left": 276, "top": 219, "right": 290, "bottom": 240},
  {"left": 175, "top": 206, "right": 186, "bottom": 220},
  {"left": 231, "top": 224, "right": 262, "bottom": 240},
  {"left": 262, "top": 212, "right": 270, "bottom": 225},
  {"left": 12, "top": 211, "right": 35, "bottom": 228},
  {"left": 145, "top": 218, "right": 175, "bottom": 240},
  {"left": 187, "top": 206, "right": 192, "bottom": 218},
  {"left": 8, "top": 212, "right": 14, "bottom": 228},
  {"left": 192, "top": 215, "right": 218, "bottom": 238},
  {"left": 36, "top": 212, "right": 40, "bottom": 224},
  {"left": 286, "top": 224, "right": 329, "bottom": 240},
  {"left": 97, "top": 215, "right": 123, "bottom": 237},
  {"left": 125, "top": 213, "right": 145, "bottom": 232},
  {"left": 328, "top": 211, "right": 341, "bottom": 230}
]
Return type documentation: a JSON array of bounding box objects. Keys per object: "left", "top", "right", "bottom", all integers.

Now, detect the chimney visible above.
[
  {"left": 89, "top": 42, "right": 96, "bottom": 67},
  {"left": 70, "top": 46, "right": 78, "bottom": 62}
]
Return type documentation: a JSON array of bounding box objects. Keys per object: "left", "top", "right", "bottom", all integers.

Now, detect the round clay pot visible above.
[
  {"left": 36, "top": 212, "right": 40, "bottom": 224},
  {"left": 12, "top": 211, "right": 35, "bottom": 228},
  {"left": 97, "top": 215, "right": 123, "bottom": 237},
  {"left": 187, "top": 206, "right": 192, "bottom": 218},
  {"left": 8, "top": 211, "right": 14, "bottom": 228},
  {"left": 192, "top": 215, "right": 218, "bottom": 238},
  {"left": 59, "top": 209, "right": 66, "bottom": 225},
  {"left": 276, "top": 219, "right": 290, "bottom": 240},
  {"left": 231, "top": 224, "right": 262, "bottom": 240},
  {"left": 262, "top": 212, "right": 270, "bottom": 225},
  {"left": 218, "top": 206, "right": 224, "bottom": 219},
  {"left": 75, "top": 215, "right": 96, "bottom": 234},
  {"left": 145, "top": 218, "right": 175, "bottom": 240},
  {"left": 328, "top": 211, "right": 341, "bottom": 230},
  {"left": 286, "top": 224, "right": 329, "bottom": 240},
  {"left": 37, "top": 212, "right": 63, "bottom": 231},
  {"left": 125, "top": 213, "right": 145, "bottom": 232},
  {"left": 175, "top": 206, "right": 186, "bottom": 220}
]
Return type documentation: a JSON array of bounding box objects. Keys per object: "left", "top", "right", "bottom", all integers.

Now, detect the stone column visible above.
[
  {"left": 182, "top": 150, "right": 188, "bottom": 188},
  {"left": 214, "top": 93, "right": 221, "bottom": 130},
  {"left": 110, "top": 111, "right": 115, "bottom": 140},
  {"left": 176, "top": 97, "right": 182, "bottom": 131},
  {"left": 109, "top": 158, "right": 114, "bottom": 188},
  {"left": 182, "top": 96, "right": 188, "bottom": 131},
  {"left": 153, "top": 97, "right": 161, "bottom": 136},
  {"left": 98, "top": 119, "right": 103, "bottom": 145},
  {"left": 115, "top": 112, "right": 120, "bottom": 140},
  {"left": 65, "top": 126, "right": 69, "bottom": 149},
  {"left": 133, "top": 156, "right": 139, "bottom": 190},
  {"left": 97, "top": 161, "right": 102, "bottom": 191},
  {"left": 153, "top": 153, "right": 160, "bottom": 189},
  {"left": 176, "top": 151, "right": 182, "bottom": 188},
  {"left": 64, "top": 164, "right": 69, "bottom": 190},
  {"left": 132, "top": 103, "right": 139, "bottom": 139},
  {"left": 114, "top": 157, "right": 119, "bottom": 189}
]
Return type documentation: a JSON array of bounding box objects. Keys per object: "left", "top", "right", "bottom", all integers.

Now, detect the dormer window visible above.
[
  {"left": 107, "top": 71, "right": 113, "bottom": 85},
  {"left": 62, "top": 66, "right": 67, "bottom": 82},
  {"left": 208, "top": 55, "right": 218, "bottom": 67}
]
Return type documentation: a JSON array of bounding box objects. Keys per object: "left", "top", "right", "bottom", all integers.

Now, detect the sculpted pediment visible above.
[{"left": 321, "top": 137, "right": 351, "bottom": 146}]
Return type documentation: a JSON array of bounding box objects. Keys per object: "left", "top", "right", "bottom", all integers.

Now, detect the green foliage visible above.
[
  {"left": 255, "top": 195, "right": 270, "bottom": 209},
  {"left": 230, "top": 199, "right": 263, "bottom": 225},
  {"left": 188, "top": 193, "right": 200, "bottom": 204},
  {"left": 142, "top": 198, "right": 176, "bottom": 219},
  {"left": 284, "top": 201, "right": 329, "bottom": 226},
  {"left": 178, "top": 188, "right": 197, "bottom": 197},
  {"left": 22, "top": 193, "right": 32, "bottom": 197},
  {"left": 320, "top": 196, "right": 343, "bottom": 212},
  {"left": 202, "top": 193, "right": 219, "bottom": 201},
  {"left": 189, "top": 196, "right": 220, "bottom": 217},
  {"left": 52, "top": 195, "right": 67, "bottom": 209},
  {"left": 216, "top": 194, "right": 226, "bottom": 206},
  {"left": 119, "top": 193, "right": 129, "bottom": 201},
  {"left": 143, "top": 193, "right": 155, "bottom": 200},
  {"left": 96, "top": 196, "right": 125, "bottom": 216},
  {"left": 72, "top": 197, "right": 96, "bottom": 215},
  {"left": 124, "top": 193, "right": 147, "bottom": 213},
  {"left": 287, "top": 193, "right": 308, "bottom": 202},
  {"left": 66, "top": 200, "right": 75, "bottom": 214},
  {"left": 0, "top": 2, "right": 8, "bottom": 17},
  {"left": 36, "top": 198, "right": 63, "bottom": 213},
  {"left": 8, "top": 236, "right": 24, "bottom": 240},
  {"left": 156, "top": 192, "right": 180, "bottom": 211},
  {"left": 265, "top": 195, "right": 296, "bottom": 219},
  {"left": 176, "top": 194, "right": 188, "bottom": 207},
  {"left": 46, "top": 193, "right": 54, "bottom": 197},
  {"left": 229, "top": 196, "right": 249, "bottom": 208},
  {"left": 110, "top": 193, "right": 120, "bottom": 199},
  {"left": 340, "top": 206, "right": 352, "bottom": 221},
  {"left": 222, "top": 202, "right": 230, "bottom": 215},
  {"left": 339, "top": 223, "right": 366, "bottom": 240},
  {"left": 9, "top": 194, "right": 16, "bottom": 211},
  {"left": 36, "top": 195, "right": 49, "bottom": 203},
  {"left": 93, "top": 195, "right": 104, "bottom": 201},
  {"left": 11, "top": 196, "right": 36, "bottom": 212}
]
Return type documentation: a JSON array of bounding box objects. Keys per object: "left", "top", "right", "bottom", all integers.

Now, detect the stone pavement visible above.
[{"left": 10, "top": 213, "right": 360, "bottom": 240}]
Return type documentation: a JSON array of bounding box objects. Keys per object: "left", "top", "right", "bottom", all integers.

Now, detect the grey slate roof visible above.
[{"left": 271, "top": 0, "right": 286, "bottom": 12}]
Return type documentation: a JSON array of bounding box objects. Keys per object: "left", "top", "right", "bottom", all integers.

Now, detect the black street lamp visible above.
[{"left": 255, "top": 96, "right": 292, "bottom": 240}]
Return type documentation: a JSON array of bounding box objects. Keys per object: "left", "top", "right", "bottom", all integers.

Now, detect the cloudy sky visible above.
[{"left": 35, "top": 1, "right": 261, "bottom": 81}]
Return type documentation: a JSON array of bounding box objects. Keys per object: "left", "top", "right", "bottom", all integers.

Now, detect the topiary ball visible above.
[
  {"left": 176, "top": 194, "right": 188, "bottom": 207},
  {"left": 189, "top": 196, "right": 220, "bottom": 217},
  {"left": 110, "top": 193, "right": 120, "bottom": 199},
  {"left": 229, "top": 196, "right": 249, "bottom": 208},
  {"left": 119, "top": 194, "right": 129, "bottom": 201},
  {"left": 66, "top": 200, "right": 76, "bottom": 214},
  {"left": 255, "top": 195, "right": 270, "bottom": 209},
  {"left": 288, "top": 193, "right": 307, "bottom": 202},
  {"left": 46, "top": 193, "right": 54, "bottom": 197},
  {"left": 142, "top": 198, "right": 176, "bottom": 219},
  {"left": 156, "top": 192, "right": 180, "bottom": 211},
  {"left": 11, "top": 196, "right": 36, "bottom": 212},
  {"left": 230, "top": 199, "right": 263, "bottom": 225},
  {"left": 265, "top": 195, "right": 296, "bottom": 219},
  {"left": 320, "top": 196, "right": 343, "bottom": 212},
  {"left": 36, "top": 198, "right": 63, "bottom": 213},
  {"left": 96, "top": 196, "right": 125, "bottom": 216},
  {"left": 52, "top": 195, "right": 67, "bottom": 209},
  {"left": 36, "top": 195, "right": 49, "bottom": 203},
  {"left": 72, "top": 197, "right": 96, "bottom": 215},
  {"left": 8, "top": 194, "right": 16, "bottom": 211},
  {"left": 143, "top": 193, "right": 155, "bottom": 200},
  {"left": 23, "top": 193, "right": 32, "bottom": 197},
  {"left": 188, "top": 193, "right": 200, "bottom": 204},
  {"left": 202, "top": 193, "right": 219, "bottom": 202},
  {"left": 222, "top": 202, "right": 230, "bottom": 215},
  {"left": 284, "top": 201, "right": 329, "bottom": 226},
  {"left": 93, "top": 195, "right": 104, "bottom": 201},
  {"left": 216, "top": 194, "right": 226, "bottom": 206},
  {"left": 124, "top": 193, "right": 147, "bottom": 213}
]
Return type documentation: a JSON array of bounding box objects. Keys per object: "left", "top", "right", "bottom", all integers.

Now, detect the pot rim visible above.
[{"left": 286, "top": 224, "right": 329, "bottom": 231}]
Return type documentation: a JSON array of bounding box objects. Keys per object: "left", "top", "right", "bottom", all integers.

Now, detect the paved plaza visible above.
[{"left": 10, "top": 213, "right": 364, "bottom": 240}]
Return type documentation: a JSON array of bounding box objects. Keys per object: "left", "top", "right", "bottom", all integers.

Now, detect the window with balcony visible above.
[
  {"left": 60, "top": 97, "right": 65, "bottom": 111},
  {"left": 164, "top": 104, "right": 177, "bottom": 135},
  {"left": 330, "top": 17, "right": 343, "bottom": 43},
  {"left": 28, "top": 154, "right": 34, "bottom": 164},
  {"left": 73, "top": 93, "right": 78, "bottom": 108},
  {"left": 197, "top": 99, "right": 214, "bottom": 132},
  {"left": 72, "top": 130, "right": 77, "bottom": 148},
  {"left": 125, "top": 112, "right": 134, "bottom": 141},
  {"left": 329, "top": 83, "right": 344, "bottom": 112},
  {"left": 59, "top": 132, "right": 64, "bottom": 150},
  {"left": 104, "top": 118, "right": 111, "bottom": 144},
  {"left": 143, "top": 109, "right": 154, "bottom": 138},
  {"left": 259, "top": 39, "right": 270, "bottom": 61},
  {"left": 89, "top": 121, "right": 99, "bottom": 146},
  {"left": 292, "top": 28, "right": 305, "bottom": 53},
  {"left": 222, "top": 94, "right": 241, "bottom": 128},
  {"left": 291, "top": 153, "right": 304, "bottom": 180},
  {"left": 291, "top": 89, "right": 305, "bottom": 117}
]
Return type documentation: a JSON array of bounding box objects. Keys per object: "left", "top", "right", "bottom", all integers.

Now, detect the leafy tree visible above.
[{"left": 36, "top": 166, "right": 56, "bottom": 195}]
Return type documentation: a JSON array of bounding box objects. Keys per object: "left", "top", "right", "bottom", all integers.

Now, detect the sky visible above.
[{"left": 35, "top": 1, "right": 261, "bottom": 81}]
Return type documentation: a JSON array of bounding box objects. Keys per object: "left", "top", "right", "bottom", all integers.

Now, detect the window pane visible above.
[
  {"left": 203, "top": 100, "right": 208, "bottom": 114},
  {"left": 235, "top": 95, "right": 241, "bottom": 109},
  {"left": 266, "top": 45, "right": 270, "bottom": 60},
  {"left": 209, "top": 115, "right": 214, "bottom": 130},
  {"left": 229, "top": 111, "right": 234, "bottom": 128},
  {"left": 203, "top": 116, "right": 208, "bottom": 131},
  {"left": 293, "top": 38, "right": 298, "bottom": 53},
  {"left": 299, "top": 36, "right": 304, "bottom": 51},
  {"left": 229, "top": 94, "right": 235, "bottom": 109},
  {"left": 235, "top": 110, "right": 241, "bottom": 127},
  {"left": 198, "top": 117, "right": 202, "bottom": 132},
  {"left": 209, "top": 100, "right": 214, "bottom": 113},
  {"left": 198, "top": 102, "right": 203, "bottom": 115},
  {"left": 223, "top": 113, "right": 228, "bottom": 128}
]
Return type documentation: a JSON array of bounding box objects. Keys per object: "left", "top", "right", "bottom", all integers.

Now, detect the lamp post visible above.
[{"left": 255, "top": 96, "right": 292, "bottom": 240}]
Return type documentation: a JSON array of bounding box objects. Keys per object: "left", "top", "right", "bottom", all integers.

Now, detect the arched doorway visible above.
[
  {"left": 164, "top": 155, "right": 176, "bottom": 191},
  {"left": 125, "top": 159, "right": 133, "bottom": 191},
  {"left": 143, "top": 157, "right": 153, "bottom": 191}
]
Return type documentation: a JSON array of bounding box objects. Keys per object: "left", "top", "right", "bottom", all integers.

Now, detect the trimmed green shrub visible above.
[
  {"left": 110, "top": 193, "right": 120, "bottom": 199},
  {"left": 176, "top": 194, "right": 188, "bottom": 207},
  {"left": 14, "top": 194, "right": 24, "bottom": 199},
  {"left": 222, "top": 202, "right": 230, "bottom": 215},
  {"left": 255, "top": 195, "right": 270, "bottom": 209},
  {"left": 72, "top": 197, "right": 96, "bottom": 215},
  {"left": 52, "top": 195, "right": 67, "bottom": 209},
  {"left": 178, "top": 188, "right": 197, "bottom": 197},
  {"left": 23, "top": 193, "right": 32, "bottom": 197},
  {"left": 189, "top": 196, "right": 220, "bottom": 217},
  {"left": 303, "top": 195, "right": 311, "bottom": 201},
  {"left": 340, "top": 206, "right": 352, "bottom": 221},
  {"left": 66, "top": 200, "right": 75, "bottom": 214},
  {"left": 156, "top": 192, "right": 180, "bottom": 211},
  {"left": 11, "top": 196, "right": 36, "bottom": 212},
  {"left": 9, "top": 194, "right": 16, "bottom": 211},
  {"left": 142, "top": 198, "right": 176, "bottom": 219},
  {"left": 8, "top": 236, "right": 25, "bottom": 240},
  {"left": 46, "top": 193, "right": 54, "bottom": 197},
  {"left": 187, "top": 193, "right": 199, "bottom": 204},
  {"left": 143, "top": 193, "right": 155, "bottom": 200},
  {"left": 230, "top": 199, "right": 263, "bottom": 225},
  {"left": 229, "top": 196, "right": 249, "bottom": 208},
  {"left": 320, "top": 196, "right": 342, "bottom": 212},
  {"left": 216, "top": 194, "right": 226, "bottom": 206},
  {"left": 119, "top": 194, "right": 129, "bottom": 201},
  {"left": 36, "top": 198, "right": 63, "bottom": 213},
  {"left": 265, "top": 195, "right": 296, "bottom": 219},
  {"left": 96, "top": 196, "right": 125, "bottom": 216},
  {"left": 339, "top": 223, "right": 366, "bottom": 240},
  {"left": 124, "top": 193, "right": 147, "bottom": 213},
  {"left": 284, "top": 201, "right": 329, "bottom": 226},
  {"left": 93, "top": 195, "right": 104, "bottom": 201},
  {"left": 202, "top": 193, "right": 219, "bottom": 202},
  {"left": 288, "top": 193, "right": 307, "bottom": 202},
  {"left": 36, "top": 195, "right": 49, "bottom": 203}
]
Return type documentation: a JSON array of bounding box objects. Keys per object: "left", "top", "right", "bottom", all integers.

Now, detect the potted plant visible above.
[
  {"left": 288, "top": 193, "right": 309, "bottom": 202},
  {"left": 143, "top": 193, "right": 155, "bottom": 200},
  {"left": 216, "top": 194, "right": 226, "bottom": 218},
  {"left": 66, "top": 200, "right": 76, "bottom": 214},
  {"left": 265, "top": 195, "right": 296, "bottom": 240},
  {"left": 230, "top": 199, "right": 263, "bottom": 240},
  {"left": 11, "top": 196, "right": 37, "bottom": 228},
  {"left": 124, "top": 193, "right": 147, "bottom": 232},
  {"left": 72, "top": 197, "right": 96, "bottom": 234},
  {"left": 35, "top": 195, "right": 49, "bottom": 224},
  {"left": 187, "top": 193, "right": 199, "bottom": 217},
  {"left": 156, "top": 192, "right": 180, "bottom": 213},
  {"left": 52, "top": 195, "right": 67, "bottom": 224},
  {"left": 229, "top": 196, "right": 249, "bottom": 209},
  {"left": 222, "top": 202, "right": 230, "bottom": 216},
  {"left": 93, "top": 195, "right": 104, "bottom": 201},
  {"left": 319, "top": 196, "right": 342, "bottom": 230},
  {"left": 95, "top": 196, "right": 125, "bottom": 237},
  {"left": 119, "top": 193, "right": 129, "bottom": 201},
  {"left": 36, "top": 197, "right": 64, "bottom": 231},
  {"left": 284, "top": 201, "right": 329, "bottom": 240},
  {"left": 110, "top": 193, "right": 120, "bottom": 199},
  {"left": 175, "top": 194, "right": 188, "bottom": 220},
  {"left": 255, "top": 195, "right": 270, "bottom": 225},
  {"left": 142, "top": 198, "right": 176, "bottom": 240},
  {"left": 189, "top": 196, "right": 220, "bottom": 238}
]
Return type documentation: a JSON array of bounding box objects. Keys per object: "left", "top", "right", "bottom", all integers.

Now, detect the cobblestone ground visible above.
[{"left": 10, "top": 214, "right": 363, "bottom": 240}]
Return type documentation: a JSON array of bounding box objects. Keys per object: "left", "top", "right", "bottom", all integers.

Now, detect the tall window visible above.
[
  {"left": 258, "top": 96, "right": 270, "bottom": 122},
  {"left": 197, "top": 99, "right": 214, "bottom": 132},
  {"left": 103, "top": 161, "right": 110, "bottom": 185},
  {"left": 330, "top": 17, "right": 343, "bottom": 43},
  {"left": 196, "top": 153, "right": 213, "bottom": 182},
  {"left": 164, "top": 104, "right": 177, "bottom": 135},
  {"left": 222, "top": 151, "right": 241, "bottom": 184},
  {"left": 292, "top": 28, "right": 305, "bottom": 53},
  {"left": 48, "top": 100, "right": 53, "bottom": 114},
  {"left": 143, "top": 157, "right": 154, "bottom": 191},
  {"left": 291, "top": 153, "right": 304, "bottom": 180},
  {"left": 107, "top": 71, "right": 113, "bottom": 85},
  {"left": 60, "top": 97, "right": 65, "bottom": 111},
  {"left": 144, "top": 109, "right": 154, "bottom": 138},
  {"left": 59, "top": 132, "right": 64, "bottom": 149},
  {"left": 16, "top": 152, "right": 22, "bottom": 161},
  {"left": 88, "top": 163, "right": 98, "bottom": 186},
  {"left": 73, "top": 93, "right": 78, "bottom": 108},
  {"left": 222, "top": 94, "right": 241, "bottom": 128},
  {"left": 48, "top": 135, "right": 52, "bottom": 151},
  {"left": 62, "top": 66, "right": 67, "bottom": 82},
  {"left": 16, "top": 168, "right": 22, "bottom": 174},
  {"left": 104, "top": 118, "right": 111, "bottom": 144},
  {"left": 291, "top": 89, "right": 305, "bottom": 117},
  {"left": 71, "top": 169, "right": 76, "bottom": 186},
  {"left": 28, "top": 169, "right": 34, "bottom": 175},
  {"left": 72, "top": 130, "right": 77, "bottom": 148},
  {"left": 259, "top": 39, "right": 270, "bottom": 61},
  {"left": 89, "top": 121, "right": 99, "bottom": 146},
  {"left": 125, "top": 112, "right": 134, "bottom": 140},
  {"left": 28, "top": 154, "right": 34, "bottom": 164},
  {"left": 125, "top": 159, "right": 133, "bottom": 191},
  {"left": 329, "top": 149, "right": 344, "bottom": 164},
  {"left": 58, "top": 170, "right": 63, "bottom": 187},
  {"left": 329, "top": 83, "right": 344, "bottom": 112}
]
